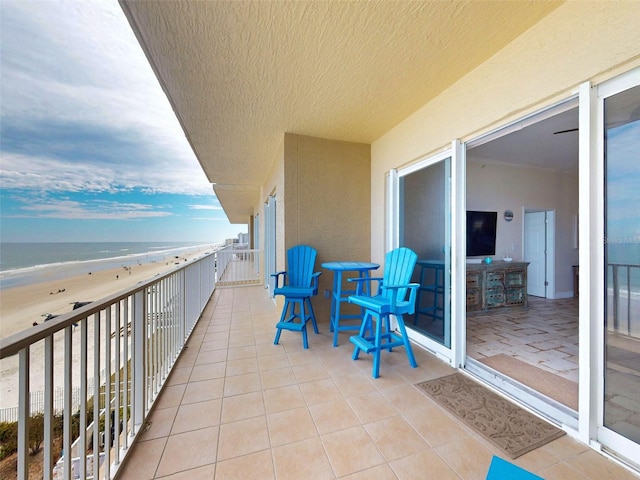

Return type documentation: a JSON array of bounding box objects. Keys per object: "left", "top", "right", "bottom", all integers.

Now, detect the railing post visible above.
[
  {"left": 132, "top": 290, "right": 146, "bottom": 433},
  {"left": 17, "top": 348, "right": 29, "bottom": 480}
]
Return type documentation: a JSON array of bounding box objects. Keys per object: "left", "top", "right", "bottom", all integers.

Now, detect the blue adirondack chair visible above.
[
  {"left": 272, "top": 245, "right": 322, "bottom": 349},
  {"left": 348, "top": 247, "right": 419, "bottom": 378}
]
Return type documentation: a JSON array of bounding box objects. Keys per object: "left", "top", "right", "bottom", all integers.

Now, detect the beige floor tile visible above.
[
  {"left": 155, "top": 426, "right": 219, "bottom": 477},
  {"left": 226, "top": 345, "right": 257, "bottom": 360},
  {"left": 155, "top": 384, "right": 186, "bottom": 409},
  {"left": 364, "top": 415, "right": 429, "bottom": 461},
  {"left": 389, "top": 449, "right": 459, "bottom": 480},
  {"left": 341, "top": 464, "right": 399, "bottom": 480},
  {"left": 217, "top": 416, "right": 270, "bottom": 462},
  {"left": 200, "top": 339, "right": 228, "bottom": 352},
  {"left": 435, "top": 436, "right": 496, "bottom": 480},
  {"left": 225, "top": 357, "right": 259, "bottom": 376},
  {"left": 263, "top": 384, "right": 306, "bottom": 414},
  {"left": 166, "top": 366, "right": 193, "bottom": 386},
  {"left": 117, "top": 436, "right": 167, "bottom": 479},
  {"left": 379, "top": 384, "right": 436, "bottom": 415},
  {"left": 287, "top": 349, "right": 319, "bottom": 366},
  {"left": 222, "top": 372, "right": 261, "bottom": 397},
  {"left": 213, "top": 449, "right": 275, "bottom": 480},
  {"left": 171, "top": 399, "right": 221, "bottom": 434},
  {"left": 332, "top": 372, "right": 377, "bottom": 397},
  {"left": 299, "top": 377, "right": 342, "bottom": 405},
  {"left": 189, "top": 362, "right": 226, "bottom": 382},
  {"left": 513, "top": 443, "right": 562, "bottom": 474},
  {"left": 309, "top": 398, "right": 360, "bottom": 434},
  {"left": 540, "top": 434, "right": 589, "bottom": 460},
  {"left": 258, "top": 353, "right": 290, "bottom": 371},
  {"left": 292, "top": 362, "right": 330, "bottom": 383},
  {"left": 182, "top": 378, "right": 224, "bottom": 404},
  {"left": 138, "top": 406, "right": 178, "bottom": 441},
  {"left": 564, "top": 448, "right": 639, "bottom": 480},
  {"left": 272, "top": 437, "right": 335, "bottom": 480},
  {"left": 156, "top": 464, "right": 216, "bottom": 479},
  {"left": 322, "top": 425, "right": 386, "bottom": 477},
  {"left": 539, "top": 461, "right": 589, "bottom": 480},
  {"left": 346, "top": 390, "right": 398, "bottom": 424},
  {"left": 221, "top": 391, "right": 265, "bottom": 423},
  {"left": 195, "top": 348, "right": 227, "bottom": 366},
  {"left": 267, "top": 406, "right": 318, "bottom": 446},
  {"left": 260, "top": 366, "right": 297, "bottom": 390},
  {"left": 404, "top": 406, "right": 471, "bottom": 447}
]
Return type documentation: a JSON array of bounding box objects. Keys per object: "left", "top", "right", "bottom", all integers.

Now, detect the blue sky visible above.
[{"left": 0, "top": 1, "right": 247, "bottom": 243}]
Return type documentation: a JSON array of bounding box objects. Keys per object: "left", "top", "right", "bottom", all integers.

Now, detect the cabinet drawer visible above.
[
  {"left": 486, "top": 290, "right": 505, "bottom": 307},
  {"left": 506, "top": 287, "right": 525, "bottom": 305},
  {"left": 466, "top": 288, "right": 482, "bottom": 310},
  {"left": 466, "top": 273, "right": 482, "bottom": 289},
  {"left": 486, "top": 272, "right": 504, "bottom": 288},
  {"left": 505, "top": 271, "right": 525, "bottom": 287}
]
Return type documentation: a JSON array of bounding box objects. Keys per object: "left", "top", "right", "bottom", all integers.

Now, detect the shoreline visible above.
[{"left": 0, "top": 246, "right": 214, "bottom": 410}]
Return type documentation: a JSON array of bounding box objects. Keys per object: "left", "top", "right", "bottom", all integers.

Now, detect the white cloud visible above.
[
  {"left": 14, "top": 197, "right": 171, "bottom": 220},
  {"left": 0, "top": 0, "right": 212, "bottom": 196},
  {"left": 188, "top": 205, "right": 223, "bottom": 211}
]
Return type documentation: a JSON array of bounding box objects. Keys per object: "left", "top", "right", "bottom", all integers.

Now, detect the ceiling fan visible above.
[{"left": 553, "top": 128, "right": 578, "bottom": 135}]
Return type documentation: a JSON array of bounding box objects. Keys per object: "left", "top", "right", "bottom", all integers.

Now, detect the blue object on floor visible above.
[
  {"left": 348, "top": 247, "right": 419, "bottom": 378},
  {"left": 272, "top": 245, "right": 321, "bottom": 349},
  {"left": 485, "top": 455, "right": 544, "bottom": 480}
]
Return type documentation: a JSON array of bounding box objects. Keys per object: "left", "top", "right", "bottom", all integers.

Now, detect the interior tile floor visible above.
[
  {"left": 117, "top": 286, "right": 638, "bottom": 479},
  {"left": 467, "top": 296, "right": 580, "bottom": 383}
]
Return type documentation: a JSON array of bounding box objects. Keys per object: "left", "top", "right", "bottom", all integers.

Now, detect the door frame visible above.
[{"left": 523, "top": 209, "right": 556, "bottom": 299}]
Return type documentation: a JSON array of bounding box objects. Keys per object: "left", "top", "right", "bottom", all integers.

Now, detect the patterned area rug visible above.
[{"left": 415, "top": 373, "right": 565, "bottom": 458}]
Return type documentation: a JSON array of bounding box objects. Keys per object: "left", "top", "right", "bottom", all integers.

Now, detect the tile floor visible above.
[
  {"left": 467, "top": 296, "right": 580, "bottom": 383},
  {"left": 117, "top": 286, "right": 638, "bottom": 479}
]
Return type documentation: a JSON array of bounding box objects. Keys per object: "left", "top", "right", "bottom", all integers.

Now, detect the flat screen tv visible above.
[{"left": 466, "top": 211, "right": 497, "bottom": 257}]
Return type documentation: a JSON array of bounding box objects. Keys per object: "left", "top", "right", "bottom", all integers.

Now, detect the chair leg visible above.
[
  {"left": 372, "top": 312, "right": 382, "bottom": 379},
  {"left": 396, "top": 314, "right": 417, "bottom": 368},
  {"left": 273, "top": 298, "right": 292, "bottom": 345},
  {"left": 352, "top": 310, "right": 372, "bottom": 360},
  {"left": 305, "top": 297, "right": 319, "bottom": 334}
]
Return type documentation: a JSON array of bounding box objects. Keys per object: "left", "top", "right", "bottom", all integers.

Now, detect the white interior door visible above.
[{"left": 525, "top": 211, "right": 547, "bottom": 297}]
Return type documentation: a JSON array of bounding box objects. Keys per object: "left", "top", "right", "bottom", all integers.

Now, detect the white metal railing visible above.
[
  {"left": 0, "top": 253, "right": 216, "bottom": 479},
  {"left": 215, "top": 244, "right": 261, "bottom": 286}
]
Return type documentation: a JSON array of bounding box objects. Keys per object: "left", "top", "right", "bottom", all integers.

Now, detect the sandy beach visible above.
[{"left": 0, "top": 246, "right": 214, "bottom": 411}]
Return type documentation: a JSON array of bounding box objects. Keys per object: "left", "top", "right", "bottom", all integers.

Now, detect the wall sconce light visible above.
[{"left": 504, "top": 210, "right": 514, "bottom": 222}]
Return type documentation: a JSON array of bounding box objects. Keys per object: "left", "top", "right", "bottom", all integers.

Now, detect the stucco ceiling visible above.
[{"left": 120, "top": 1, "right": 562, "bottom": 223}]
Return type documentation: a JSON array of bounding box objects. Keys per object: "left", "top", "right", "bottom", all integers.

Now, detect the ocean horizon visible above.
[{"left": 0, "top": 241, "right": 220, "bottom": 289}]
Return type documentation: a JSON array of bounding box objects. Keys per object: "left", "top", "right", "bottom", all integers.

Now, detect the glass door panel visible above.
[
  {"left": 603, "top": 84, "right": 640, "bottom": 444},
  {"left": 399, "top": 156, "right": 451, "bottom": 348}
]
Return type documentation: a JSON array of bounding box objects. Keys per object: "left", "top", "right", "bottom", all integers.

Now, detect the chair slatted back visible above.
[
  {"left": 382, "top": 247, "right": 417, "bottom": 301},
  {"left": 287, "top": 245, "right": 317, "bottom": 288}
]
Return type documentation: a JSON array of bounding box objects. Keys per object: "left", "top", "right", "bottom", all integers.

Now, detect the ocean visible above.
[{"left": 0, "top": 242, "right": 219, "bottom": 289}]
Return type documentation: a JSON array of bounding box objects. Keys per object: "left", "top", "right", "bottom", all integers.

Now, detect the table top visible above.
[{"left": 321, "top": 261, "right": 379, "bottom": 272}]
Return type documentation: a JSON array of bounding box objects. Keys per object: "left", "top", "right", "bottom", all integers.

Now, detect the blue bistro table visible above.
[{"left": 321, "top": 261, "right": 380, "bottom": 347}]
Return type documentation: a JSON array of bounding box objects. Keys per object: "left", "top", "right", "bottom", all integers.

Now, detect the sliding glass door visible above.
[
  {"left": 397, "top": 152, "right": 452, "bottom": 352},
  {"left": 598, "top": 73, "right": 640, "bottom": 462}
]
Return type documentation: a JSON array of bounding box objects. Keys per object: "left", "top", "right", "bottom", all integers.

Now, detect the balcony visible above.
[
  {"left": 116, "top": 286, "right": 636, "bottom": 480},
  {"left": 2, "top": 266, "right": 638, "bottom": 479}
]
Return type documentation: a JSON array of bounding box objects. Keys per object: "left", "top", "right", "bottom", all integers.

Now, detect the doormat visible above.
[
  {"left": 479, "top": 354, "right": 578, "bottom": 411},
  {"left": 415, "top": 373, "right": 565, "bottom": 458}
]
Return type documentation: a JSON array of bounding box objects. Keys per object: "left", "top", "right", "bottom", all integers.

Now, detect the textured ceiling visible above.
[{"left": 120, "top": 1, "right": 562, "bottom": 223}]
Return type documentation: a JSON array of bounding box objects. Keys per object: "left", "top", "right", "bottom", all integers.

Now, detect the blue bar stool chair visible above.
[
  {"left": 272, "top": 245, "right": 322, "bottom": 349},
  {"left": 348, "top": 247, "right": 419, "bottom": 378}
]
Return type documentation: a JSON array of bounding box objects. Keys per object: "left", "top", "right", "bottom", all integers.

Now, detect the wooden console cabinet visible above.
[{"left": 466, "top": 261, "right": 529, "bottom": 312}]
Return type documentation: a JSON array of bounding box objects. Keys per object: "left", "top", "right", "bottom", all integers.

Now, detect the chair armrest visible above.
[
  {"left": 348, "top": 276, "right": 383, "bottom": 296},
  {"left": 311, "top": 271, "right": 322, "bottom": 294},
  {"left": 271, "top": 271, "right": 287, "bottom": 288},
  {"left": 380, "top": 283, "right": 420, "bottom": 310}
]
